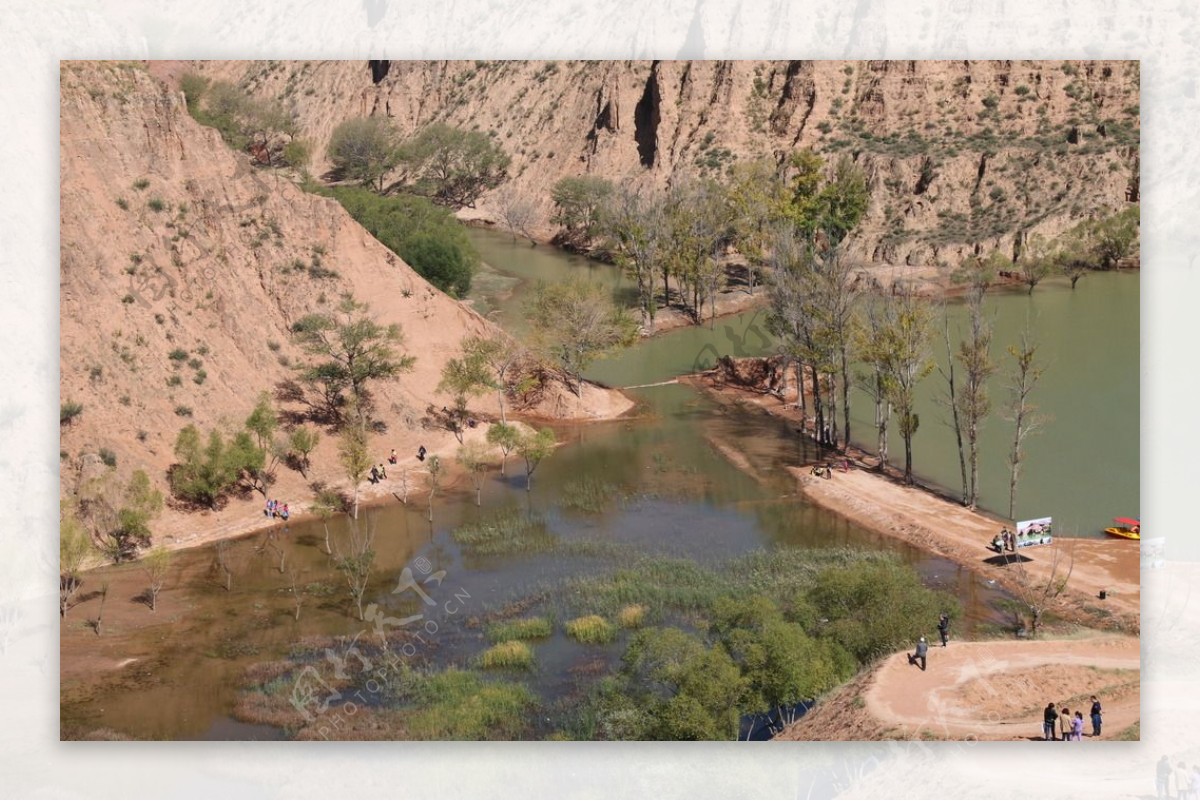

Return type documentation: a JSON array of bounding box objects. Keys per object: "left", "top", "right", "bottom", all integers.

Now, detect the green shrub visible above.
[
  {"left": 186, "top": 357, "right": 203, "bottom": 370},
  {"left": 60, "top": 401, "right": 84, "bottom": 426},
  {"left": 132, "top": 178, "right": 150, "bottom": 191},
  {"left": 566, "top": 615, "right": 617, "bottom": 644},
  {"left": 400, "top": 668, "right": 535, "bottom": 740},
  {"left": 476, "top": 640, "right": 535, "bottom": 670},
  {"left": 174, "top": 405, "right": 193, "bottom": 417},
  {"left": 318, "top": 186, "right": 478, "bottom": 297},
  {"left": 193, "top": 369, "right": 207, "bottom": 385},
  {"left": 115, "top": 197, "right": 129, "bottom": 210},
  {"left": 168, "top": 348, "right": 188, "bottom": 362},
  {"left": 98, "top": 447, "right": 117, "bottom": 467},
  {"left": 486, "top": 617, "right": 553, "bottom": 642},
  {"left": 147, "top": 197, "right": 166, "bottom": 212},
  {"left": 166, "top": 375, "right": 182, "bottom": 387}
]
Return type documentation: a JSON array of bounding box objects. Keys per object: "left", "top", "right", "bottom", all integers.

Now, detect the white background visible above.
[{"left": 1, "top": 0, "right": 1195, "bottom": 797}]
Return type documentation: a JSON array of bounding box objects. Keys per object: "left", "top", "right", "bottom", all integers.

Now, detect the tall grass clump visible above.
[
  {"left": 452, "top": 508, "right": 554, "bottom": 555},
  {"left": 486, "top": 617, "right": 553, "bottom": 643},
  {"left": 565, "top": 615, "right": 617, "bottom": 644},
  {"left": 400, "top": 668, "right": 535, "bottom": 740},
  {"left": 476, "top": 640, "right": 535, "bottom": 671},
  {"left": 617, "top": 604, "right": 648, "bottom": 629},
  {"left": 561, "top": 475, "right": 619, "bottom": 513}
]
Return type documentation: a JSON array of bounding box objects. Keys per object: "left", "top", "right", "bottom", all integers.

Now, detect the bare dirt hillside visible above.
[
  {"left": 60, "top": 62, "right": 631, "bottom": 549},
  {"left": 195, "top": 59, "right": 1139, "bottom": 267}
]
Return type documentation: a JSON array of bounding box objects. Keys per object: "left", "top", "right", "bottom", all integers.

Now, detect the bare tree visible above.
[
  {"left": 287, "top": 566, "right": 304, "bottom": 622},
  {"left": 60, "top": 502, "right": 93, "bottom": 618},
  {"left": 494, "top": 186, "right": 538, "bottom": 244},
  {"left": 311, "top": 488, "right": 342, "bottom": 556},
  {"left": 937, "top": 310, "right": 969, "bottom": 502},
  {"left": 1003, "top": 326, "right": 1049, "bottom": 520},
  {"left": 90, "top": 581, "right": 109, "bottom": 636},
  {"left": 1010, "top": 540, "right": 1075, "bottom": 635},
  {"left": 333, "top": 514, "right": 376, "bottom": 622},
  {"left": 213, "top": 540, "right": 235, "bottom": 591},
  {"left": 142, "top": 546, "right": 171, "bottom": 612},
  {"left": 458, "top": 440, "right": 490, "bottom": 506},
  {"left": 952, "top": 254, "right": 999, "bottom": 508},
  {"left": 426, "top": 455, "right": 443, "bottom": 522}
]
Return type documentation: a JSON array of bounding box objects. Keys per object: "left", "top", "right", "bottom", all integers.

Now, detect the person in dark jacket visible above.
[
  {"left": 907, "top": 636, "right": 928, "bottom": 671},
  {"left": 1090, "top": 695, "right": 1102, "bottom": 737},
  {"left": 1043, "top": 702, "right": 1058, "bottom": 741},
  {"left": 937, "top": 613, "right": 950, "bottom": 647}
]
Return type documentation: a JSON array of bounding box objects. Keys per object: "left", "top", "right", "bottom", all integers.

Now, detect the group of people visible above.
[
  {"left": 991, "top": 526, "right": 1017, "bottom": 553},
  {"left": 263, "top": 499, "right": 289, "bottom": 521},
  {"left": 1157, "top": 755, "right": 1200, "bottom": 799},
  {"left": 907, "top": 613, "right": 952, "bottom": 671},
  {"left": 1042, "top": 697, "right": 1103, "bottom": 741}
]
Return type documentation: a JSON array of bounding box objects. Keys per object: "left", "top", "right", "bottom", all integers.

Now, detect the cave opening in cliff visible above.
[
  {"left": 633, "top": 69, "right": 661, "bottom": 168},
  {"left": 369, "top": 60, "right": 390, "bottom": 84}
]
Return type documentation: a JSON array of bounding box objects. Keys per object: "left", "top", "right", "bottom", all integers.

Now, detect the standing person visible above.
[
  {"left": 280, "top": 503, "right": 289, "bottom": 522},
  {"left": 1176, "top": 760, "right": 1191, "bottom": 800},
  {"left": 1043, "top": 702, "right": 1058, "bottom": 741},
  {"left": 1191, "top": 765, "right": 1200, "bottom": 801},
  {"left": 1072, "top": 711, "right": 1084, "bottom": 741},
  {"left": 1090, "top": 695, "right": 1103, "bottom": 737},
  {"left": 389, "top": 448, "right": 398, "bottom": 465},
  {"left": 1060, "top": 706, "right": 1072, "bottom": 742},
  {"left": 907, "top": 636, "right": 928, "bottom": 671},
  {"left": 937, "top": 613, "right": 950, "bottom": 647},
  {"left": 378, "top": 463, "right": 387, "bottom": 480}
]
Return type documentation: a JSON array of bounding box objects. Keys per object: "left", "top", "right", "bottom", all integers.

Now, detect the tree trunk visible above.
[
  {"left": 903, "top": 432, "right": 914, "bottom": 484},
  {"left": 840, "top": 350, "right": 851, "bottom": 453}
]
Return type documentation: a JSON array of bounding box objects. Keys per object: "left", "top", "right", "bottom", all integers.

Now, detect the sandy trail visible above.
[{"left": 866, "top": 637, "right": 1140, "bottom": 740}]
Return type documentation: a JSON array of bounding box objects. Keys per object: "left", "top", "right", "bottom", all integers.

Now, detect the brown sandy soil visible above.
[
  {"left": 685, "top": 366, "right": 1140, "bottom": 634},
  {"left": 779, "top": 636, "right": 1139, "bottom": 741},
  {"left": 60, "top": 62, "right": 632, "bottom": 566}
]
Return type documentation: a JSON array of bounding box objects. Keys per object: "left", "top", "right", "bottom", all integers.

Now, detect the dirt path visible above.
[
  {"left": 782, "top": 636, "right": 1139, "bottom": 741},
  {"left": 793, "top": 468, "right": 1140, "bottom": 632}
]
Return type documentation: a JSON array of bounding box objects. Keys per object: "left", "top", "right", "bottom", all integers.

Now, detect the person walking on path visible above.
[
  {"left": 937, "top": 613, "right": 950, "bottom": 647},
  {"left": 1044, "top": 702, "right": 1058, "bottom": 741},
  {"left": 907, "top": 636, "right": 928, "bottom": 671},
  {"left": 1156, "top": 755, "right": 1172, "bottom": 798},
  {"left": 1090, "top": 695, "right": 1102, "bottom": 737}
]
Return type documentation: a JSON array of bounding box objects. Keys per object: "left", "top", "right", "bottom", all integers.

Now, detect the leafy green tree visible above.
[
  {"left": 288, "top": 426, "right": 320, "bottom": 477},
  {"left": 877, "top": 286, "right": 936, "bottom": 484},
  {"left": 516, "top": 427, "right": 556, "bottom": 491},
  {"left": 395, "top": 123, "right": 510, "bottom": 209},
  {"left": 621, "top": 627, "right": 747, "bottom": 740},
  {"left": 170, "top": 426, "right": 255, "bottom": 509},
  {"left": 550, "top": 176, "right": 613, "bottom": 248},
  {"left": 292, "top": 295, "right": 415, "bottom": 424},
  {"left": 950, "top": 254, "right": 999, "bottom": 508},
  {"left": 141, "top": 546, "right": 172, "bottom": 612},
  {"left": 808, "top": 560, "right": 954, "bottom": 663},
  {"left": 462, "top": 335, "right": 523, "bottom": 424},
  {"left": 438, "top": 343, "right": 494, "bottom": 442},
  {"left": 338, "top": 421, "right": 372, "bottom": 520},
  {"left": 1087, "top": 205, "right": 1140, "bottom": 269},
  {"left": 458, "top": 440, "right": 490, "bottom": 506},
  {"left": 818, "top": 155, "right": 870, "bottom": 248},
  {"left": 77, "top": 467, "right": 163, "bottom": 562},
  {"left": 710, "top": 595, "right": 853, "bottom": 730},
  {"left": 601, "top": 187, "right": 667, "bottom": 331},
  {"left": 725, "top": 158, "right": 790, "bottom": 294},
  {"left": 327, "top": 116, "right": 401, "bottom": 191},
  {"left": 486, "top": 422, "right": 520, "bottom": 476},
  {"left": 526, "top": 278, "right": 637, "bottom": 396},
  {"left": 1017, "top": 234, "right": 1055, "bottom": 294},
  {"left": 60, "top": 501, "right": 93, "bottom": 617}
]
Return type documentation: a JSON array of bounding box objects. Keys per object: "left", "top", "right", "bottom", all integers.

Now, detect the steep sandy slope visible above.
[
  {"left": 196, "top": 59, "right": 1139, "bottom": 267},
  {"left": 60, "top": 62, "right": 630, "bottom": 548}
]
